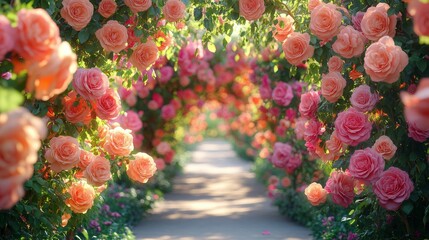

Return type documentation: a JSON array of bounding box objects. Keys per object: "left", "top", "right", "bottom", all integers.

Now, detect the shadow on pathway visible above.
[{"left": 133, "top": 139, "right": 312, "bottom": 240}]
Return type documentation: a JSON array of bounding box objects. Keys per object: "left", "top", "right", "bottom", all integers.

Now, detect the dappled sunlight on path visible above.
[{"left": 133, "top": 139, "right": 312, "bottom": 240}]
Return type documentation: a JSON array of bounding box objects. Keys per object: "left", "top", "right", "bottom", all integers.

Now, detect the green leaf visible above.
[
  {"left": 78, "top": 28, "right": 90, "bottom": 44},
  {"left": 0, "top": 86, "right": 24, "bottom": 113},
  {"left": 207, "top": 42, "right": 216, "bottom": 53},
  {"left": 194, "top": 8, "right": 203, "bottom": 21},
  {"left": 401, "top": 202, "right": 414, "bottom": 215},
  {"left": 417, "top": 60, "right": 427, "bottom": 72}
]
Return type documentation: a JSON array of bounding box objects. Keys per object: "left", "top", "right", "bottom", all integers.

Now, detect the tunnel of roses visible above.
[{"left": 0, "top": 0, "right": 429, "bottom": 239}]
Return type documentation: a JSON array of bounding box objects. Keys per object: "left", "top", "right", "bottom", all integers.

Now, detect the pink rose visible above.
[
  {"left": 299, "top": 91, "right": 320, "bottom": 118},
  {"left": 285, "top": 154, "right": 302, "bottom": 173},
  {"left": 334, "top": 108, "right": 372, "bottom": 146},
  {"left": 84, "top": 156, "right": 111, "bottom": 186},
  {"left": 61, "top": 0, "right": 94, "bottom": 31},
  {"left": 348, "top": 148, "right": 385, "bottom": 182},
  {"left": 154, "top": 158, "right": 166, "bottom": 171},
  {"left": 95, "top": 20, "right": 128, "bottom": 53},
  {"left": 127, "top": 152, "right": 157, "bottom": 183},
  {"left": 408, "top": 0, "right": 429, "bottom": 37},
  {"left": 45, "top": 136, "right": 81, "bottom": 173},
  {"left": 103, "top": 126, "right": 134, "bottom": 156},
  {"left": 325, "top": 171, "right": 355, "bottom": 208},
  {"left": 326, "top": 130, "right": 347, "bottom": 158},
  {"left": 272, "top": 82, "right": 294, "bottom": 106},
  {"left": 304, "top": 118, "right": 323, "bottom": 152},
  {"left": 350, "top": 84, "right": 379, "bottom": 112},
  {"left": 332, "top": 26, "right": 366, "bottom": 58},
  {"left": 407, "top": 121, "right": 429, "bottom": 142},
  {"left": 239, "top": 0, "right": 265, "bottom": 21},
  {"left": 282, "top": 32, "right": 314, "bottom": 66},
  {"left": 73, "top": 68, "right": 109, "bottom": 100},
  {"left": 321, "top": 71, "right": 347, "bottom": 103},
  {"left": 361, "top": 3, "right": 397, "bottom": 41},
  {"left": 119, "top": 110, "right": 143, "bottom": 132},
  {"left": 162, "top": 0, "right": 186, "bottom": 22},
  {"left": 259, "top": 75, "right": 272, "bottom": 100},
  {"left": 364, "top": 36, "right": 408, "bottom": 84},
  {"left": 156, "top": 141, "right": 171, "bottom": 155},
  {"left": 130, "top": 40, "right": 159, "bottom": 72},
  {"left": 401, "top": 78, "right": 429, "bottom": 130},
  {"left": 98, "top": 0, "right": 117, "bottom": 18},
  {"left": 352, "top": 11, "right": 365, "bottom": 32},
  {"left": 372, "top": 135, "right": 397, "bottom": 160},
  {"left": 327, "top": 56, "right": 344, "bottom": 72},
  {"left": 294, "top": 117, "right": 308, "bottom": 140},
  {"left": 270, "top": 142, "right": 293, "bottom": 168},
  {"left": 158, "top": 66, "right": 174, "bottom": 84},
  {"left": 310, "top": 3, "right": 342, "bottom": 43},
  {"left": 78, "top": 150, "right": 95, "bottom": 169},
  {"left": 0, "top": 16, "right": 15, "bottom": 61},
  {"left": 63, "top": 91, "right": 92, "bottom": 125},
  {"left": 124, "top": 0, "right": 152, "bottom": 13},
  {"left": 273, "top": 15, "right": 295, "bottom": 42},
  {"left": 308, "top": 0, "right": 322, "bottom": 12},
  {"left": 161, "top": 104, "right": 176, "bottom": 120},
  {"left": 94, "top": 88, "right": 122, "bottom": 120},
  {"left": 373, "top": 167, "right": 414, "bottom": 211}
]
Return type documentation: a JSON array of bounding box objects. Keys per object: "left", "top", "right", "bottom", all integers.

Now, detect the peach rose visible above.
[
  {"left": 65, "top": 181, "right": 95, "bottom": 213},
  {"left": 98, "top": 0, "right": 117, "bottom": 18},
  {"left": 78, "top": 150, "right": 95, "bottom": 169},
  {"left": 321, "top": 71, "right": 347, "bottom": 103},
  {"left": 15, "top": 8, "right": 60, "bottom": 62},
  {"left": 327, "top": 56, "right": 344, "bottom": 72},
  {"left": 334, "top": 108, "right": 372, "bottom": 146},
  {"left": 310, "top": 3, "right": 342, "bottom": 43},
  {"left": 325, "top": 171, "right": 355, "bottom": 208},
  {"left": 63, "top": 91, "right": 92, "bottom": 125},
  {"left": 299, "top": 91, "right": 320, "bottom": 118},
  {"left": 372, "top": 135, "right": 397, "bottom": 160},
  {"left": 408, "top": 0, "right": 429, "bottom": 37},
  {"left": 282, "top": 32, "right": 314, "bottom": 66},
  {"left": 239, "top": 0, "right": 265, "bottom": 21},
  {"left": 348, "top": 148, "right": 385, "bottom": 182},
  {"left": 124, "top": 0, "right": 152, "bottom": 13},
  {"left": 273, "top": 15, "right": 295, "bottom": 42},
  {"left": 332, "top": 26, "right": 366, "bottom": 58},
  {"left": 364, "top": 36, "right": 408, "bottom": 84},
  {"left": 103, "top": 126, "right": 134, "bottom": 156},
  {"left": 361, "top": 3, "right": 397, "bottom": 41},
  {"left": 308, "top": 0, "right": 322, "bottom": 12},
  {"left": 350, "top": 84, "right": 378, "bottom": 112},
  {"left": 127, "top": 152, "right": 157, "bottom": 183},
  {"left": 45, "top": 136, "right": 81, "bottom": 173},
  {"left": 94, "top": 88, "right": 122, "bottom": 120},
  {"left": 163, "top": 0, "right": 186, "bottom": 22},
  {"left": 84, "top": 156, "right": 111, "bottom": 186},
  {"left": 61, "top": 0, "right": 94, "bottom": 31},
  {"left": 325, "top": 131, "right": 347, "bottom": 159},
  {"left": 401, "top": 78, "right": 429, "bottom": 130},
  {"left": 73, "top": 68, "right": 109, "bottom": 100},
  {"left": 95, "top": 21, "right": 128, "bottom": 53},
  {"left": 305, "top": 182, "right": 327, "bottom": 206},
  {"left": 0, "top": 16, "right": 15, "bottom": 61},
  {"left": 130, "top": 40, "right": 159, "bottom": 72}
]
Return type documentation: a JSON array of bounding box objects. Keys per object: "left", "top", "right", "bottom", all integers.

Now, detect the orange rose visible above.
[
  {"left": 63, "top": 91, "right": 92, "bottom": 125},
  {"left": 127, "top": 152, "right": 157, "bottom": 183},
  {"left": 61, "top": 213, "right": 71, "bottom": 227},
  {"left": 98, "top": 0, "right": 117, "bottom": 18},
  {"left": 124, "top": 0, "right": 152, "bottom": 13},
  {"left": 364, "top": 36, "right": 408, "bottom": 84},
  {"left": 152, "top": 30, "right": 172, "bottom": 51},
  {"left": 129, "top": 40, "right": 159, "bottom": 72},
  {"left": 65, "top": 181, "right": 95, "bottom": 213},
  {"left": 282, "top": 32, "right": 314, "bottom": 66},
  {"left": 103, "top": 126, "right": 134, "bottom": 156},
  {"left": 304, "top": 182, "right": 327, "bottom": 206},
  {"left": 15, "top": 9, "right": 60, "bottom": 62},
  {"left": 372, "top": 135, "right": 397, "bottom": 160},
  {"left": 163, "top": 0, "right": 186, "bottom": 22},
  {"left": 273, "top": 15, "right": 295, "bottom": 42},
  {"left": 332, "top": 26, "right": 366, "bottom": 59},
  {"left": 310, "top": 3, "right": 342, "bottom": 43},
  {"left": 45, "top": 136, "right": 81, "bottom": 173},
  {"left": 408, "top": 0, "right": 429, "bottom": 37},
  {"left": 321, "top": 71, "right": 347, "bottom": 103},
  {"left": 95, "top": 20, "right": 128, "bottom": 53},
  {"left": 239, "top": 0, "right": 265, "bottom": 21},
  {"left": 361, "top": 3, "right": 397, "bottom": 41},
  {"left": 61, "top": 0, "right": 94, "bottom": 31},
  {"left": 84, "top": 156, "right": 111, "bottom": 186},
  {"left": 78, "top": 150, "right": 95, "bottom": 169}
]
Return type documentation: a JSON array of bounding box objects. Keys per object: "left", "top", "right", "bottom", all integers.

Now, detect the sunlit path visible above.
[{"left": 133, "top": 139, "right": 312, "bottom": 240}]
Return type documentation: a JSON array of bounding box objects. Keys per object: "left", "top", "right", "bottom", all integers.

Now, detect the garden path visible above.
[{"left": 133, "top": 139, "right": 312, "bottom": 240}]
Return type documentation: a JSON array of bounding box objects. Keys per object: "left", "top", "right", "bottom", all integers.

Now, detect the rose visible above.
[
  {"left": 129, "top": 40, "right": 159, "bottom": 72},
  {"left": 259, "top": 75, "right": 272, "bottom": 100},
  {"left": 127, "top": 152, "right": 157, "bottom": 183},
  {"left": 45, "top": 136, "right": 81, "bottom": 173},
  {"left": 156, "top": 141, "right": 171, "bottom": 155},
  {"left": 270, "top": 142, "right": 293, "bottom": 168},
  {"left": 304, "top": 118, "right": 323, "bottom": 152},
  {"left": 282, "top": 32, "right": 314, "bottom": 66},
  {"left": 310, "top": 3, "right": 342, "bottom": 43},
  {"left": 158, "top": 66, "right": 174, "bottom": 84},
  {"left": 332, "top": 26, "right": 366, "bottom": 58},
  {"left": 361, "top": 3, "right": 397, "bottom": 41},
  {"left": 94, "top": 88, "right": 122, "bottom": 120},
  {"left": 352, "top": 11, "right": 365, "bottom": 32},
  {"left": 103, "top": 126, "right": 134, "bottom": 156},
  {"left": 118, "top": 110, "right": 143, "bottom": 132},
  {"left": 273, "top": 15, "right": 295, "bottom": 42},
  {"left": 305, "top": 182, "right": 328, "bottom": 206},
  {"left": 407, "top": 120, "right": 429, "bottom": 142},
  {"left": 239, "top": 0, "right": 265, "bottom": 21},
  {"left": 348, "top": 148, "right": 385, "bottom": 182},
  {"left": 364, "top": 36, "right": 408, "bottom": 84},
  {"left": 73, "top": 68, "right": 109, "bottom": 100},
  {"left": 162, "top": 0, "right": 186, "bottom": 22},
  {"left": 299, "top": 91, "right": 320, "bottom": 118},
  {"left": 98, "top": 0, "right": 117, "bottom": 18},
  {"left": 84, "top": 156, "right": 111, "bottom": 186},
  {"left": 272, "top": 82, "right": 294, "bottom": 106},
  {"left": 78, "top": 150, "right": 95, "bottom": 169},
  {"left": 63, "top": 91, "right": 92, "bottom": 125},
  {"left": 401, "top": 78, "right": 429, "bottom": 130},
  {"left": 308, "top": 0, "right": 322, "bottom": 12},
  {"left": 15, "top": 9, "right": 60, "bottom": 62},
  {"left": 334, "top": 108, "right": 372, "bottom": 146},
  {"left": 281, "top": 177, "right": 291, "bottom": 187},
  {"left": 408, "top": 0, "right": 429, "bottom": 37},
  {"left": 294, "top": 117, "right": 307, "bottom": 140},
  {"left": 124, "top": 0, "right": 152, "bottom": 13},
  {"left": 321, "top": 71, "right": 347, "bottom": 103},
  {"left": 325, "top": 171, "right": 355, "bottom": 208},
  {"left": 325, "top": 131, "right": 346, "bottom": 159},
  {"left": 161, "top": 104, "right": 176, "bottom": 120},
  {"left": 327, "top": 56, "right": 344, "bottom": 72},
  {"left": 95, "top": 20, "right": 128, "bottom": 53},
  {"left": 372, "top": 135, "right": 397, "bottom": 160},
  {"left": 65, "top": 181, "right": 95, "bottom": 213},
  {"left": 0, "top": 16, "right": 15, "bottom": 61},
  {"left": 60, "top": 0, "right": 94, "bottom": 31},
  {"left": 285, "top": 154, "right": 302, "bottom": 173},
  {"left": 152, "top": 30, "right": 172, "bottom": 51},
  {"left": 24, "top": 41, "right": 77, "bottom": 101},
  {"left": 373, "top": 167, "right": 414, "bottom": 211},
  {"left": 350, "top": 84, "right": 378, "bottom": 112}
]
